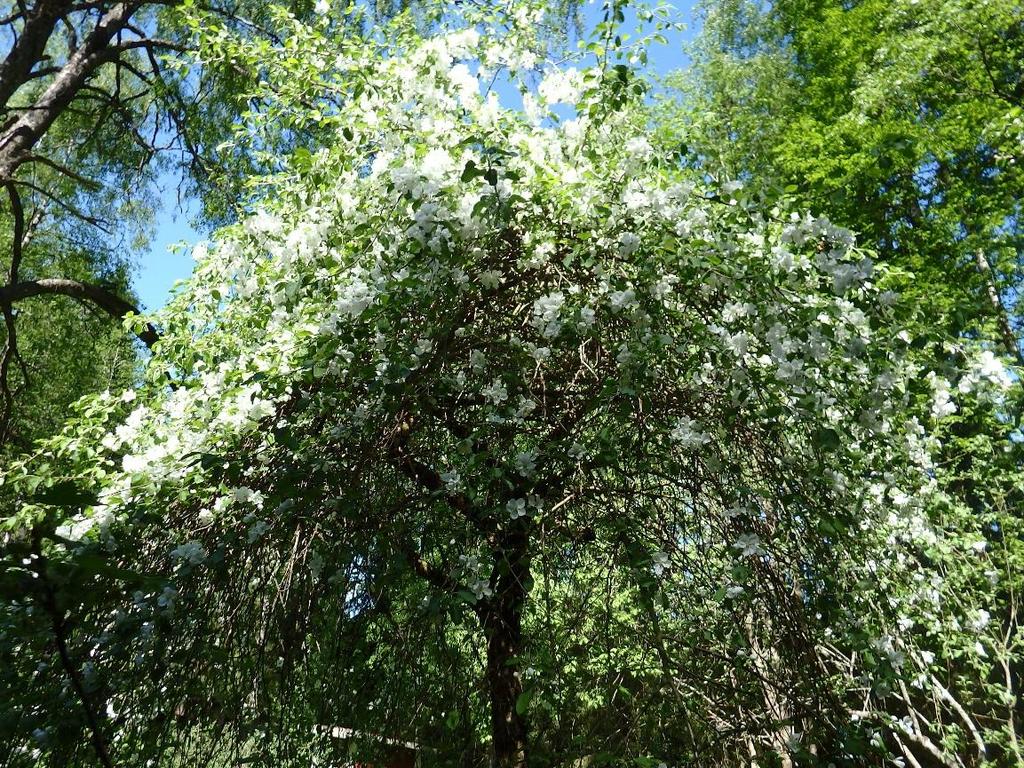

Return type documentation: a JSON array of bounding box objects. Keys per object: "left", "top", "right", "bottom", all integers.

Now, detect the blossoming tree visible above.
[{"left": 1, "top": 2, "right": 1018, "bottom": 766}]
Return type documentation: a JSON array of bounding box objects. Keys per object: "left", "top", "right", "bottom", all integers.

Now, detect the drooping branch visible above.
[
  {"left": 11, "top": 178, "right": 109, "bottom": 229},
  {"left": 21, "top": 153, "right": 103, "bottom": 190},
  {"left": 0, "top": 277, "right": 158, "bottom": 347}
]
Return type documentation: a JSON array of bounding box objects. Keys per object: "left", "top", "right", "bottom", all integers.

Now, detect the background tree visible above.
[{"left": 672, "top": 0, "right": 1024, "bottom": 360}]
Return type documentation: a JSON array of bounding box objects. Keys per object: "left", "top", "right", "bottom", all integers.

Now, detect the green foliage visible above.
[
  {"left": 671, "top": 0, "right": 1024, "bottom": 354},
  {"left": 0, "top": 216, "right": 137, "bottom": 457}
]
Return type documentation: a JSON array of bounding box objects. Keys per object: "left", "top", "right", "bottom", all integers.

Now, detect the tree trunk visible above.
[
  {"left": 0, "top": 3, "right": 136, "bottom": 181},
  {"left": 0, "top": 0, "right": 75, "bottom": 111},
  {"left": 974, "top": 249, "right": 1023, "bottom": 365},
  {"left": 482, "top": 524, "right": 530, "bottom": 768}
]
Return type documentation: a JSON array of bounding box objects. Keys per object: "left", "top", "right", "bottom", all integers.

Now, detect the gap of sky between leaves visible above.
[{"left": 134, "top": 0, "right": 699, "bottom": 311}]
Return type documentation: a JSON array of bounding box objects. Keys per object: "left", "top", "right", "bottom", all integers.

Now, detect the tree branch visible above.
[
  {"left": 22, "top": 153, "right": 102, "bottom": 190},
  {"left": 0, "top": 182, "right": 29, "bottom": 442},
  {"left": 0, "top": 0, "right": 76, "bottom": 110},
  {"left": 6, "top": 182, "right": 25, "bottom": 282},
  {"left": 0, "top": 2, "right": 138, "bottom": 181},
  {"left": 0, "top": 277, "right": 158, "bottom": 347},
  {"left": 32, "top": 537, "right": 114, "bottom": 768},
  {"left": 12, "top": 178, "right": 109, "bottom": 229}
]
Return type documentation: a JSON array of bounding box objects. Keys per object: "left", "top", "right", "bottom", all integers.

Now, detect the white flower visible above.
[
  {"left": 232, "top": 486, "right": 265, "bottom": 507},
  {"left": 157, "top": 586, "right": 178, "bottom": 611},
  {"left": 533, "top": 292, "right": 565, "bottom": 337},
  {"left": 335, "top": 276, "right": 375, "bottom": 318},
  {"left": 506, "top": 498, "right": 528, "bottom": 520},
  {"left": 652, "top": 550, "right": 670, "bottom": 576},
  {"left": 421, "top": 147, "right": 453, "bottom": 182},
  {"left": 440, "top": 470, "right": 461, "bottom": 490},
  {"left": 529, "top": 346, "right": 551, "bottom": 364},
  {"left": 247, "top": 520, "right": 269, "bottom": 543},
  {"left": 120, "top": 389, "right": 137, "bottom": 403},
  {"left": 870, "top": 635, "right": 905, "bottom": 669},
  {"left": 725, "top": 585, "right": 745, "bottom": 599},
  {"left": 725, "top": 331, "right": 751, "bottom": 357},
  {"left": 515, "top": 450, "right": 537, "bottom": 477},
  {"left": 171, "top": 541, "right": 206, "bottom": 565},
  {"left": 976, "top": 350, "right": 1013, "bottom": 387},
  {"left": 722, "top": 302, "right": 754, "bottom": 323},
  {"left": 625, "top": 136, "right": 652, "bottom": 159},
  {"left": 56, "top": 515, "right": 99, "bottom": 542},
  {"left": 926, "top": 372, "right": 957, "bottom": 419},
  {"left": 469, "top": 577, "right": 492, "bottom": 600},
  {"left": 479, "top": 270, "right": 503, "bottom": 290},
  {"left": 651, "top": 273, "right": 677, "bottom": 301},
  {"left": 538, "top": 67, "right": 581, "bottom": 104},
  {"left": 448, "top": 63, "right": 479, "bottom": 103},
  {"left": 608, "top": 288, "right": 637, "bottom": 313},
  {"left": 314, "top": 0, "right": 330, "bottom": 13},
  {"left": 481, "top": 378, "right": 508, "bottom": 405},
  {"left": 732, "top": 533, "right": 765, "bottom": 558},
  {"left": 122, "top": 453, "right": 148, "bottom": 473},
  {"left": 617, "top": 232, "right": 640, "bottom": 256},
  {"left": 723, "top": 504, "right": 747, "bottom": 519},
  {"left": 527, "top": 241, "right": 555, "bottom": 269},
  {"left": 971, "top": 609, "right": 991, "bottom": 632},
  {"left": 775, "top": 358, "right": 803, "bottom": 381},
  {"left": 309, "top": 550, "right": 324, "bottom": 579},
  {"left": 248, "top": 209, "right": 283, "bottom": 235},
  {"left": 670, "top": 417, "right": 710, "bottom": 450}
]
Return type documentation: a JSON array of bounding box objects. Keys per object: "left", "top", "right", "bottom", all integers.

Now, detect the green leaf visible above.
[
  {"left": 815, "top": 428, "right": 841, "bottom": 451},
  {"left": 515, "top": 687, "right": 534, "bottom": 716},
  {"left": 33, "top": 481, "right": 97, "bottom": 508}
]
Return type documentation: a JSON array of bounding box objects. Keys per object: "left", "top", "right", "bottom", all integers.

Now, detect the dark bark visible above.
[
  {"left": 482, "top": 522, "right": 531, "bottom": 768},
  {"left": 391, "top": 413, "right": 534, "bottom": 765}
]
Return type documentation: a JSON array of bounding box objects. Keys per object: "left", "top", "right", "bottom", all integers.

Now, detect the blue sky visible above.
[{"left": 134, "top": 0, "right": 700, "bottom": 311}]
